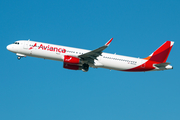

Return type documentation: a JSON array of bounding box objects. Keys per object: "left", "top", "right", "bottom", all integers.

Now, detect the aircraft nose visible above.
[
  {"left": 6, "top": 44, "right": 12, "bottom": 51},
  {"left": 7, "top": 45, "right": 10, "bottom": 50}
]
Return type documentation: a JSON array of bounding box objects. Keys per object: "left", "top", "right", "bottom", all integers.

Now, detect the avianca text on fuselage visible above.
[
  {"left": 6, "top": 38, "right": 174, "bottom": 72},
  {"left": 29, "top": 43, "right": 66, "bottom": 53}
]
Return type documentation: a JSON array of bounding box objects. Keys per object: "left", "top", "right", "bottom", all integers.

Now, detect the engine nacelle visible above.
[
  {"left": 64, "top": 55, "right": 80, "bottom": 64},
  {"left": 63, "top": 63, "right": 82, "bottom": 70},
  {"left": 63, "top": 55, "right": 89, "bottom": 72}
]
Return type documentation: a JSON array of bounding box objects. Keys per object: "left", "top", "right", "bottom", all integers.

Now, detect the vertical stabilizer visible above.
[{"left": 144, "top": 41, "right": 174, "bottom": 63}]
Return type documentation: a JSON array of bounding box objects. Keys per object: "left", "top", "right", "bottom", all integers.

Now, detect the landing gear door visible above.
[{"left": 23, "top": 41, "right": 29, "bottom": 49}]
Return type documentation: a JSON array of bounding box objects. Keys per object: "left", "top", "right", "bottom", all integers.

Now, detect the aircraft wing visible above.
[{"left": 78, "top": 38, "right": 113, "bottom": 63}]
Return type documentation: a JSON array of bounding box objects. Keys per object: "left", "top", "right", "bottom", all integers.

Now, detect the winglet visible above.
[{"left": 105, "top": 38, "right": 113, "bottom": 46}]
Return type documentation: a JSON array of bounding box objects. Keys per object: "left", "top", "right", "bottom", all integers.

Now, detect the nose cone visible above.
[
  {"left": 6, "top": 44, "right": 13, "bottom": 51},
  {"left": 7, "top": 45, "right": 10, "bottom": 50}
]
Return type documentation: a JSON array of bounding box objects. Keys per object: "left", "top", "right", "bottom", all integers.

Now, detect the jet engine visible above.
[
  {"left": 64, "top": 55, "right": 80, "bottom": 64},
  {"left": 63, "top": 55, "right": 89, "bottom": 72},
  {"left": 63, "top": 63, "right": 82, "bottom": 70}
]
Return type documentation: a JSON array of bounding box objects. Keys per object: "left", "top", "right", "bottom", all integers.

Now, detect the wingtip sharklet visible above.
[{"left": 105, "top": 38, "right": 113, "bottom": 46}]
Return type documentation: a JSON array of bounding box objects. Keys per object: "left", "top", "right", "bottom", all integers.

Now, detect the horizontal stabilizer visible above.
[
  {"left": 154, "top": 62, "right": 170, "bottom": 67},
  {"left": 154, "top": 62, "right": 173, "bottom": 70}
]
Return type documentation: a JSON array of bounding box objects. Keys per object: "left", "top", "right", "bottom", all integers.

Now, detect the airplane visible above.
[{"left": 6, "top": 38, "right": 174, "bottom": 72}]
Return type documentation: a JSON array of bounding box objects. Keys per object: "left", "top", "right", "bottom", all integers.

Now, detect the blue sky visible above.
[{"left": 1, "top": 0, "right": 180, "bottom": 120}]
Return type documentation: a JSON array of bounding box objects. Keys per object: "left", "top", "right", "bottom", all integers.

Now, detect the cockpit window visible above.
[{"left": 14, "top": 42, "right": 19, "bottom": 44}]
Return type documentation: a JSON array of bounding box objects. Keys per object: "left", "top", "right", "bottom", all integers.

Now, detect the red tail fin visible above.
[{"left": 144, "top": 41, "right": 174, "bottom": 63}]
